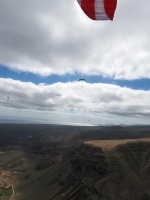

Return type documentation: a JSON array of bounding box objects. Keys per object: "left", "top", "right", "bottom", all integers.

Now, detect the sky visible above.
[{"left": 0, "top": 0, "right": 150, "bottom": 126}]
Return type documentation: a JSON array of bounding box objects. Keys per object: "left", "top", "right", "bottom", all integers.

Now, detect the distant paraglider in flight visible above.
[
  {"left": 77, "top": 0, "right": 117, "bottom": 21},
  {"left": 7, "top": 97, "right": 9, "bottom": 101},
  {"left": 55, "top": 94, "right": 61, "bottom": 101},
  {"left": 78, "top": 79, "right": 87, "bottom": 87},
  {"left": 78, "top": 79, "right": 87, "bottom": 82}
]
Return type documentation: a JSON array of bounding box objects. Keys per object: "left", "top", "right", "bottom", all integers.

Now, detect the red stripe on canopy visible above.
[
  {"left": 104, "top": 0, "right": 117, "bottom": 20},
  {"left": 81, "top": 0, "right": 96, "bottom": 20}
]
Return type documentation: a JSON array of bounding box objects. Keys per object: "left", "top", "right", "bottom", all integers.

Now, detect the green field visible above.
[{"left": 0, "top": 187, "right": 13, "bottom": 199}]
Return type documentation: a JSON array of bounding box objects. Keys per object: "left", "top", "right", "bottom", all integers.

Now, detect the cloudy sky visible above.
[{"left": 0, "top": 0, "right": 150, "bottom": 125}]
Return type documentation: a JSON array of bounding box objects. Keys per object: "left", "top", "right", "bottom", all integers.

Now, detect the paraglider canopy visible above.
[
  {"left": 78, "top": 79, "right": 87, "bottom": 87},
  {"left": 77, "top": 0, "right": 117, "bottom": 21},
  {"left": 78, "top": 79, "right": 87, "bottom": 82}
]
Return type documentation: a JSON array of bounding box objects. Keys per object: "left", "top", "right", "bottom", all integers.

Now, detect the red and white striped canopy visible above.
[{"left": 77, "top": 0, "right": 117, "bottom": 20}]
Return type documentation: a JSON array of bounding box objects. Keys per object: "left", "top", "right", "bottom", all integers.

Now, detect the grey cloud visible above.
[
  {"left": 1, "top": 78, "right": 150, "bottom": 125},
  {"left": 0, "top": 0, "right": 150, "bottom": 78}
]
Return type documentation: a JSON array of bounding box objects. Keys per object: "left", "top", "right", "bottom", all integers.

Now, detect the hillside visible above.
[
  {"left": 16, "top": 141, "right": 150, "bottom": 200},
  {"left": 1, "top": 124, "right": 150, "bottom": 200}
]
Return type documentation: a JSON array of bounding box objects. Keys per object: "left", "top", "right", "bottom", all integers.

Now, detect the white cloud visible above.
[
  {"left": 0, "top": 0, "right": 150, "bottom": 79},
  {"left": 0, "top": 78, "right": 150, "bottom": 125}
]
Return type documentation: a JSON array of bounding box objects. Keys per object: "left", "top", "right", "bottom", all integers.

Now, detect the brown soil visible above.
[{"left": 84, "top": 138, "right": 150, "bottom": 151}]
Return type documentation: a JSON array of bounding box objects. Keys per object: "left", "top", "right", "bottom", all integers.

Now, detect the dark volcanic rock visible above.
[{"left": 59, "top": 144, "right": 109, "bottom": 200}]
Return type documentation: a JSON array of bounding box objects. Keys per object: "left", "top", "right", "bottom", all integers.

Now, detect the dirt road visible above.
[{"left": 11, "top": 185, "right": 15, "bottom": 200}]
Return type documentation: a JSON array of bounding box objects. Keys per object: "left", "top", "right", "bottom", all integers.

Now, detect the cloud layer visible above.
[
  {"left": 0, "top": 0, "right": 150, "bottom": 79},
  {"left": 1, "top": 78, "right": 150, "bottom": 125}
]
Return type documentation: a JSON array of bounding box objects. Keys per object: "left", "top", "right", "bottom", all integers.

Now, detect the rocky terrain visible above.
[{"left": 1, "top": 124, "right": 150, "bottom": 200}]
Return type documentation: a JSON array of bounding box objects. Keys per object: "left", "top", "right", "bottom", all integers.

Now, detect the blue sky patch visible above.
[{"left": 0, "top": 64, "right": 150, "bottom": 90}]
